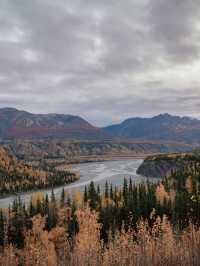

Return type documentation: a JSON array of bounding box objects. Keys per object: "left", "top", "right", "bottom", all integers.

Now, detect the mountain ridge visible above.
[
  {"left": 104, "top": 113, "right": 200, "bottom": 144},
  {"left": 0, "top": 108, "right": 200, "bottom": 145},
  {"left": 0, "top": 107, "right": 107, "bottom": 140}
]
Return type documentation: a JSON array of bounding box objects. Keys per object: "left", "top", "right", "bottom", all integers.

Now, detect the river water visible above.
[{"left": 0, "top": 159, "right": 153, "bottom": 209}]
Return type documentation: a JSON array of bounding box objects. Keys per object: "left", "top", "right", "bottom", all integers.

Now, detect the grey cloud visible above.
[
  {"left": 149, "top": 0, "right": 200, "bottom": 63},
  {"left": 0, "top": 0, "right": 200, "bottom": 125}
]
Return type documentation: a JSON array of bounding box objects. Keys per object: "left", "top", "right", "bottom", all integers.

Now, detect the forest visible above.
[
  {"left": 0, "top": 159, "right": 200, "bottom": 265},
  {"left": 0, "top": 147, "right": 78, "bottom": 196}
]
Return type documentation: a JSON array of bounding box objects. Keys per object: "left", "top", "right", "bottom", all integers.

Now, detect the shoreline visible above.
[{"left": 0, "top": 175, "right": 80, "bottom": 201}]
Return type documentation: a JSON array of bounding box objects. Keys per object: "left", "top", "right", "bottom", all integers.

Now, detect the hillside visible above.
[
  {"left": 104, "top": 113, "right": 200, "bottom": 144},
  {"left": 0, "top": 108, "right": 107, "bottom": 140},
  {"left": 3, "top": 139, "right": 193, "bottom": 164},
  {"left": 0, "top": 147, "right": 78, "bottom": 196}
]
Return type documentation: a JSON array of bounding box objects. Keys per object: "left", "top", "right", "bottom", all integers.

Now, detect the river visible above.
[{"left": 0, "top": 158, "right": 154, "bottom": 209}]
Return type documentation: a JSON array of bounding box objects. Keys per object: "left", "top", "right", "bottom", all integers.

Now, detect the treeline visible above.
[
  {"left": 0, "top": 168, "right": 78, "bottom": 195},
  {"left": 0, "top": 176, "right": 200, "bottom": 266},
  {"left": 0, "top": 189, "right": 79, "bottom": 249}
]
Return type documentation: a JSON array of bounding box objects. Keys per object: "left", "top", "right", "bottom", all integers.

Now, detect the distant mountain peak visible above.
[
  {"left": 153, "top": 113, "right": 173, "bottom": 119},
  {"left": 153, "top": 113, "right": 196, "bottom": 121}
]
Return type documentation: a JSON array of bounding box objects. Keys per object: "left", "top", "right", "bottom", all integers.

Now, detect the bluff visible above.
[{"left": 136, "top": 152, "right": 199, "bottom": 178}]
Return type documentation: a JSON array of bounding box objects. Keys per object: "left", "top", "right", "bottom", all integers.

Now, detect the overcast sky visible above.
[{"left": 0, "top": 0, "right": 200, "bottom": 126}]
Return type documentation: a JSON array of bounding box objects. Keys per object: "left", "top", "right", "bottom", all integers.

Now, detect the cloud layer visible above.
[{"left": 0, "top": 0, "right": 200, "bottom": 125}]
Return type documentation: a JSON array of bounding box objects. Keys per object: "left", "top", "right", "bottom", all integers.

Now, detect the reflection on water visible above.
[{"left": 0, "top": 159, "right": 157, "bottom": 209}]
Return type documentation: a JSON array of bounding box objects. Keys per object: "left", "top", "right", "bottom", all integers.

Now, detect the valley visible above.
[
  {"left": 1, "top": 108, "right": 200, "bottom": 265},
  {"left": 0, "top": 158, "right": 145, "bottom": 208}
]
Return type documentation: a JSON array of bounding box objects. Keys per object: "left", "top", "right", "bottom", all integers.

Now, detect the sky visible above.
[{"left": 0, "top": 0, "right": 200, "bottom": 126}]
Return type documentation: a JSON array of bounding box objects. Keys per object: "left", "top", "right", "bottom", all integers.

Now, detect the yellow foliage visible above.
[
  {"left": 24, "top": 215, "right": 57, "bottom": 266},
  {"left": 0, "top": 245, "right": 18, "bottom": 266},
  {"left": 2, "top": 209, "right": 200, "bottom": 265},
  {"left": 156, "top": 184, "right": 169, "bottom": 204},
  {"left": 72, "top": 191, "right": 83, "bottom": 206},
  {"left": 31, "top": 192, "right": 44, "bottom": 207},
  {"left": 101, "top": 197, "right": 115, "bottom": 208}
]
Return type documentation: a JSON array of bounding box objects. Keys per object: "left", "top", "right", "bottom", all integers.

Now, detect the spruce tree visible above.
[
  {"left": 105, "top": 181, "right": 109, "bottom": 199},
  {"left": 60, "top": 188, "right": 65, "bottom": 207},
  {"left": 110, "top": 184, "right": 113, "bottom": 200},
  {"left": 0, "top": 210, "right": 4, "bottom": 246},
  {"left": 84, "top": 186, "right": 88, "bottom": 203},
  {"left": 88, "top": 181, "right": 97, "bottom": 209}
]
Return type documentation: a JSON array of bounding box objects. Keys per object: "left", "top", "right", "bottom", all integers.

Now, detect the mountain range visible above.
[
  {"left": 0, "top": 108, "right": 106, "bottom": 140},
  {"left": 1, "top": 108, "right": 200, "bottom": 145},
  {"left": 104, "top": 113, "right": 200, "bottom": 144}
]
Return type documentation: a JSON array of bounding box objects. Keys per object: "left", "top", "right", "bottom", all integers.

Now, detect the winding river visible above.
[{"left": 0, "top": 159, "right": 152, "bottom": 209}]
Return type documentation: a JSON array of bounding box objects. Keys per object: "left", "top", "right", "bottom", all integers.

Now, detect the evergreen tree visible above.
[
  {"left": 123, "top": 178, "right": 128, "bottom": 206},
  {"left": 105, "top": 181, "right": 109, "bottom": 199},
  {"left": 68, "top": 201, "right": 78, "bottom": 237},
  {"left": 60, "top": 188, "right": 65, "bottom": 207},
  {"left": 97, "top": 185, "right": 101, "bottom": 194},
  {"left": 110, "top": 184, "right": 113, "bottom": 200},
  {"left": 84, "top": 186, "right": 88, "bottom": 203},
  {"left": 51, "top": 188, "right": 56, "bottom": 203},
  {"left": 36, "top": 198, "right": 42, "bottom": 214},
  {"left": 88, "top": 181, "right": 98, "bottom": 209},
  {"left": 0, "top": 210, "right": 4, "bottom": 246},
  {"left": 43, "top": 194, "right": 49, "bottom": 215},
  {"left": 67, "top": 194, "right": 71, "bottom": 207}
]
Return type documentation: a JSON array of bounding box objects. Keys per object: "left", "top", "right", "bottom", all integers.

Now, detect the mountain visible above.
[
  {"left": 1, "top": 108, "right": 200, "bottom": 146},
  {"left": 0, "top": 108, "right": 107, "bottom": 140},
  {"left": 104, "top": 113, "right": 200, "bottom": 144}
]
